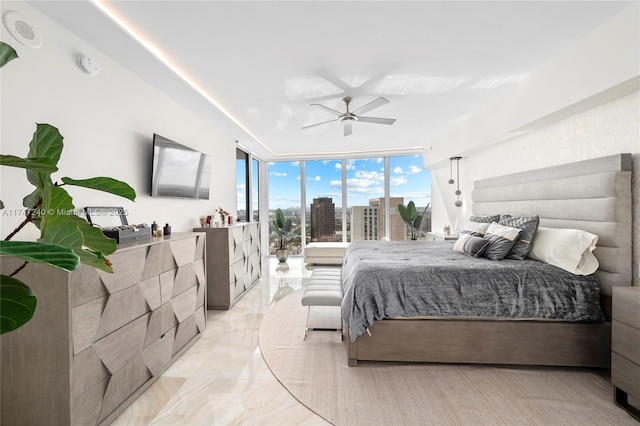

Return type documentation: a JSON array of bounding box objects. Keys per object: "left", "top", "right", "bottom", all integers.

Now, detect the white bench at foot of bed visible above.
[
  {"left": 301, "top": 268, "right": 343, "bottom": 340},
  {"left": 303, "top": 242, "right": 350, "bottom": 265}
]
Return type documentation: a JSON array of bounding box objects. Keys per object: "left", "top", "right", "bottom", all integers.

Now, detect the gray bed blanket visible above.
[{"left": 341, "top": 241, "right": 605, "bottom": 342}]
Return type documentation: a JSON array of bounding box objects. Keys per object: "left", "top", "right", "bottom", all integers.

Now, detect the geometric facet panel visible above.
[
  {"left": 160, "top": 270, "right": 175, "bottom": 306},
  {"left": 170, "top": 286, "right": 198, "bottom": 323},
  {"left": 92, "top": 313, "right": 150, "bottom": 374},
  {"left": 173, "top": 314, "right": 199, "bottom": 355},
  {"left": 94, "top": 285, "right": 150, "bottom": 341},
  {"left": 171, "top": 263, "right": 198, "bottom": 298},
  {"left": 97, "top": 356, "right": 152, "bottom": 423},
  {"left": 97, "top": 248, "right": 146, "bottom": 294},
  {"left": 142, "top": 327, "right": 176, "bottom": 376},
  {"left": 170, "top": 238, "right": 197, "bottom": 268},
  {"left": 140, "top": 276, "right": 162, "bottom": 311},
  {"left": 144, "top": 303, "right": 179, "bottom": 348},
  {"left": 72, "top": 296, "right": 107, "bottom": 355}
]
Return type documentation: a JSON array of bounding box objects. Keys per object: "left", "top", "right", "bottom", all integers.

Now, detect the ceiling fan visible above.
[{"left": 302, "top": 96, "right": 396, "bottom": 136}]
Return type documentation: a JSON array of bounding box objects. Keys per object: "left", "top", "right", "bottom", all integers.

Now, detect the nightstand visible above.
[
  {"left": 611, "top": 286, "right": 640, "bottom": 420},
  {"left": 425, "top": 232, "right": 459, "bottom": 242}
]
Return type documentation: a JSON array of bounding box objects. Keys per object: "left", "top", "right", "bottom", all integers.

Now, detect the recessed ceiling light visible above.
[{"left": 3, "top": 11, "right": 42, "bottom": 48}]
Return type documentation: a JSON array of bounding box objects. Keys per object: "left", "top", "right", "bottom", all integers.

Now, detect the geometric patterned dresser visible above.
[
  {"left": 0, "top": 232, "right": 206, "bottom": 425},
  {"left": 194, "top": 222, "right": 260, "bottom": 309}
]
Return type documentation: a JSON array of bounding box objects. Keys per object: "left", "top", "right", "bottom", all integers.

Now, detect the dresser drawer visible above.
[
  {"left": 612, "top": 286, "right": 640, "bottom": 329},
  {"left": 612, "top": 352, "right": 640, "bottom": 399},
  {"left": 612, "top": 320, "right": 640, "bottom": 362}
]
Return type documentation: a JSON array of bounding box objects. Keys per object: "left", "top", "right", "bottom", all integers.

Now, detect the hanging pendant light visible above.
[
  {"left": 451, "top": 157, "right": 462, "bottom": 207},
  {"left": 448, "top": 157, "right": 455, "bottom": 184}
]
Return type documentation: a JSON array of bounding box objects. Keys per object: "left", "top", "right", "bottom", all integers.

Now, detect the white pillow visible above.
[{"left": 528, "top": 227, "right": 599, "bottom": 275}]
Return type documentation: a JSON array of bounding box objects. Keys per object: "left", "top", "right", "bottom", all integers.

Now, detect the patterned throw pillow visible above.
[
  {"left": 498, "top": 215, "right": 540, "bottom": 260},
  {"left": 453, "top": 234, "right": 491, "bottom": 258},
  {"left": 482, "top": 222, "right": 522, "bottom": 261},
  {"left": 461, "top": 220, "right": 491, "bottom": 237},
  {"left": 469, "top": 214, "right": 500, "bottom": 223}
]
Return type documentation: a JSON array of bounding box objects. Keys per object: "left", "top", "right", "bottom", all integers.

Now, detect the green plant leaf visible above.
[
  {"left": 0, "top": 241, "right": 80, "bottom": 271},
  {"left": 39, "top": 184, "right": 75, "bottom": 238},
  {"left": 22, "top": 188, "right": 41, "bottom": 210},
  {"left": 73, "top": 248, "right": 112, "bottom": 273},
  {"left": 407, "top": 201, "right": 417, "bottom": 220},
  {"left": 0, "top": 42, "right": 18, "bottom": 68},
  {"left": 67, "top": 216, "right": 117, "bottom": 255},
  {"left": 398, "top": 204, "right": 409, "bottom": 223},
  {"left": 26, "top": 124, "right": 63, "bottom": 190},
  {"left": 0, "top": 155, "right": 58, "bottom": 172},
  {"left": 38, "top": 221, "right": 83, "bottom": 249},
  {"left": 61, "top": 177, "right": 136, "bottom": 201},
  {"left": 275, "top": 208, "right": 286, "bottom": 229},
  {"left": 0, "top": 275, "right": 37, "bottom": 335}
]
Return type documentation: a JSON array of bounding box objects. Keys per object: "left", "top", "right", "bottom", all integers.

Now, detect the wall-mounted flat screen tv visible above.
[{"left": 151, "top": 134, "right": 212, "bottom": 199}]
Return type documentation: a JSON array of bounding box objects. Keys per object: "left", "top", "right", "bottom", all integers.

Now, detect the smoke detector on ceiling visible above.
[
  {"left": 78, "top": 55, "right": 100, "bottom": 76},
  {"left": 3, "top": 11, "right": 42, "bottom": 48}
]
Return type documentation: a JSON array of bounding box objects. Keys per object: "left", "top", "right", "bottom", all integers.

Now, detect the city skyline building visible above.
[{"left": 309, "top": 197, "right": 336, "bottom": 242}]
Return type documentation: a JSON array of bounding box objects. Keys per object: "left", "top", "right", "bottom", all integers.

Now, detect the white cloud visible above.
[
  {"left": 309, "top": 175, "right": 321, "bottom": 181},
  {"left": 270, "top": 171, "right": 287, "bottom": 177},
  {"left": 355, "top": 170, "right": 383, "bottom": 181},
  {"left": 347, "top": 186, "right": 384, "bottom": 195},
  {"left": 345, "top": 160, "right": 356, "bottom": 170},
  {"left": 408, "top": 165, "right": 421, "bottom": 174},
  {"left": 329, "top": 179, "right": 342, "bottom": 187},
  {"left": 390, "top": 176, "right": 408, "bottom": 186},
  {"left": 290, "top": 161, "right": 300, "bottom": 166},
  {"left": 393, "top": 166, "right": 403, "bottom": 174}
]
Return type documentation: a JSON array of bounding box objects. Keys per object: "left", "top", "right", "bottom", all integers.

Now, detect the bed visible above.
[{"left": 343, "top": 153, "right": 633, "bottom": 367}]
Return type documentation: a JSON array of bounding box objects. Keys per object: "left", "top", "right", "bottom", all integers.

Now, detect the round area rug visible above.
[{"left": 258, "top": 291, "right": 635, "bottom": 426}]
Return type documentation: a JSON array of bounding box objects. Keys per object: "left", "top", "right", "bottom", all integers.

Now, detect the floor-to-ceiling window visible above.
[
  {"left": 345, "top": 158, "right": 384, "bottom": 242},
  {"left": 388, "top": 155, "right": 431, "bottom": 240},
  {"left": 267, "top": 154, "right": 430, "bottom": 251},
  {"left": 236, "top": 148, "right": 249, "bottom": 222},
  {"left": 268, "top": 161, "right": 302, "bottom": 254},
  {"left": 305, "top": 160, "right": 342, "bottom": 243},
  {"left": 252, "top": 158, "right": 260, "bottom": 222}
]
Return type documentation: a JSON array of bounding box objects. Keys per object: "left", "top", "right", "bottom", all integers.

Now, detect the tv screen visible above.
[{"left": 151, "top": 134, "right": 212, "bottom": 199}]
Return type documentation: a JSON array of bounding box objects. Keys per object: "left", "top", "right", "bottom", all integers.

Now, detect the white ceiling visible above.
[{"left": 28, "top": 0, "right": 634, "bottom": 160}]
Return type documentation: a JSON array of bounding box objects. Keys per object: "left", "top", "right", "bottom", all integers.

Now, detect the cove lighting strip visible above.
[
  {"left": 89, "top": 0, "right": 424, "bottom": 160},
  {"left": 275, "top": 145, "right": 424, "bottom": 159},
  {"left": 90, "top": 0, "right": 274, "bottom": 156}
]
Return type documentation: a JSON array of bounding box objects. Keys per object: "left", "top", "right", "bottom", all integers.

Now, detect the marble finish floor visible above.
[{"left": 112, "top": 256, "right": 330, "bottom": 425}]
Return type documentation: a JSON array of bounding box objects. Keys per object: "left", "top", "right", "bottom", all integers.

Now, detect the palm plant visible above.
[
  {"left": 398, "top": 201, "right": 430, "bottom": 240},
  {"left": 272, "top": 208, "right": 294, "bottom": 250}
]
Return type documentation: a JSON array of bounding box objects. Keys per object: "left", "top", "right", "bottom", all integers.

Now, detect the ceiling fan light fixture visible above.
[{"left": 302, "top": 96, "right": 395, "bottom": 136}]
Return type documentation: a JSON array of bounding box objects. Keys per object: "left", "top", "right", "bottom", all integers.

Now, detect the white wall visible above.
[
  {"left": 432, "top": 91, "right": 640, "bottom": 285},
  {"left": 1, "top": 2, "right": 239, "bottom": 241}
]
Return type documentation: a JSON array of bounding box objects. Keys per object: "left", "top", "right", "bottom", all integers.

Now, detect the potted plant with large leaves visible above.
[
  {"left": 272, "top": 208, "right": 293, "bottom": 262},
  {"left": 0, "top": 41, "right": 136, "bottom": 334},
  {"left": 398, "top": 201, "right": 430, "bottom": 240}
]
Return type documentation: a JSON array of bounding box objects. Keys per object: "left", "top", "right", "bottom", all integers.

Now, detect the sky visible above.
[{"left": 266, "top": 155, "right": 431, "bottom": 210}]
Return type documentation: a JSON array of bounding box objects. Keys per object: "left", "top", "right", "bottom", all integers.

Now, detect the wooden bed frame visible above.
[{"left": 345, "top": 154, "right": 632, "bottom": 367}]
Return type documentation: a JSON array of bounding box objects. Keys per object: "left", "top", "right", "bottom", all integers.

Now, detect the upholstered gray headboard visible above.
[{"left": 472, "top": 153, "right": 632, "bottom": 297}]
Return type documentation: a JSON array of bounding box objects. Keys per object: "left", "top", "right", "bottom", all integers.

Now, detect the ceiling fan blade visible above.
[
  {"left": 301, "top": 118, "right": 339, "bottom": 130},
  {"left": 310, "top": 104, "right": 343, "bottom": 116},
  {"left": 356, "top": 116, "right": 396, "bottom": 125},
  {"left": 351, "top": 97, "right": 389, "bottom": 115},
  {"left": 344, "top": 122, "right": 353, "bottom": 136}
]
